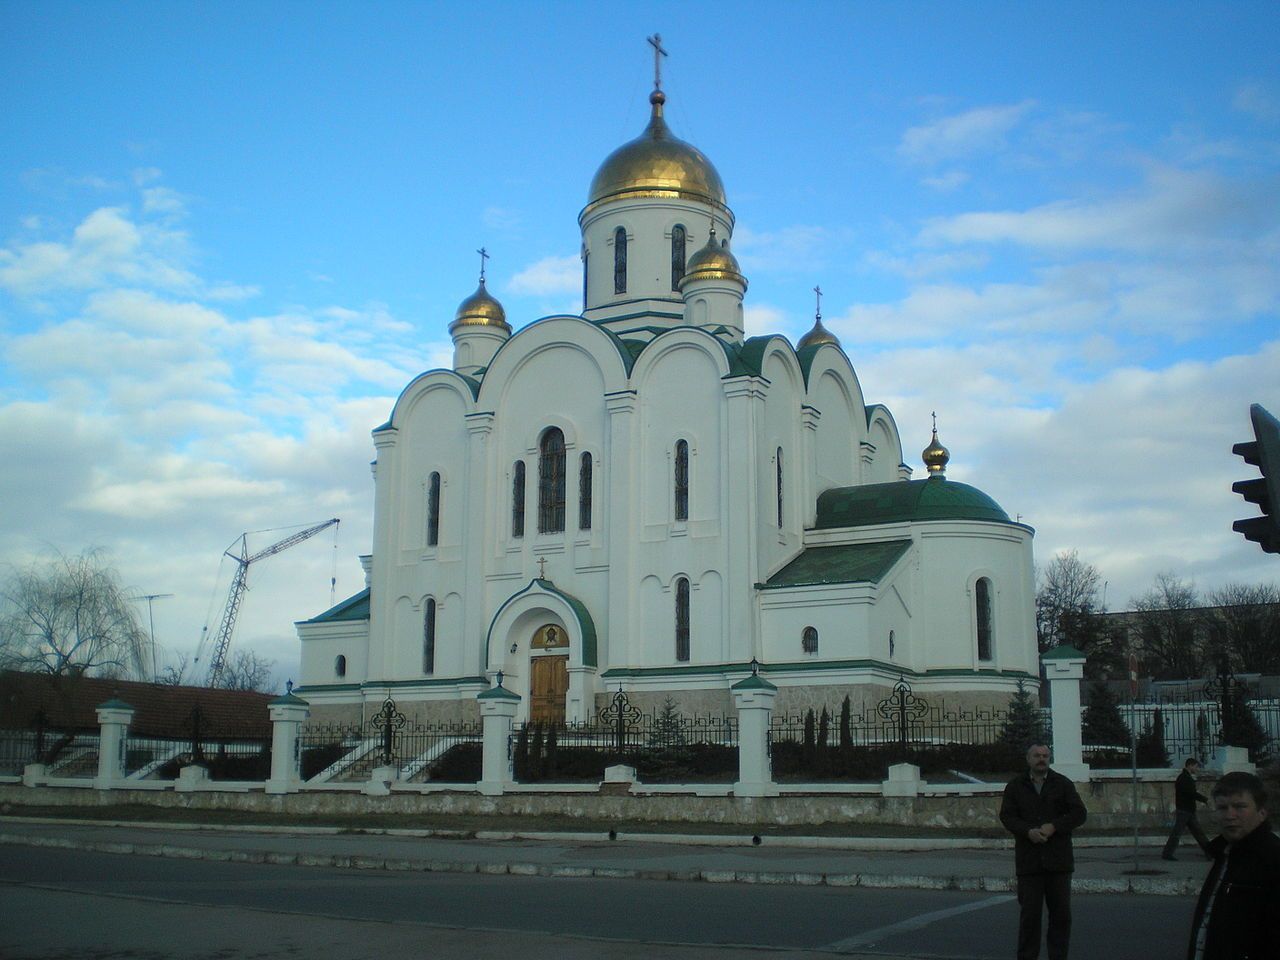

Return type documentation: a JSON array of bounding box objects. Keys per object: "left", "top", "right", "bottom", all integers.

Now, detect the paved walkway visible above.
[{"left": 0, "top": 816, "right": 1211, "bottom": 896}]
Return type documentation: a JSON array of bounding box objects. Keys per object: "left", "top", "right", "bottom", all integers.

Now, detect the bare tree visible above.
[
  {"left": 1036, "top": 549, "right": 1104, "bottom": 652},
  {"left": 1131, "top": 573, "right": 1205, "bottom": 680},
  {"left": 1206, "top": 582, "right": 1280, "bottom": 675},
  {"left": 217, "top": 649, "right": 276, "bottom": 692},
  {"left": 156, "top": 652, "right": 190, "bottom": 686},
  {"left": 0, "top": 549, "right": 149, "bottom": 678}
]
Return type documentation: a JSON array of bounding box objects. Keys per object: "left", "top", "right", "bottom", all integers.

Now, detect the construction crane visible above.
[{"left": 197, "top": 518, "right": 340, "bottom": 687}]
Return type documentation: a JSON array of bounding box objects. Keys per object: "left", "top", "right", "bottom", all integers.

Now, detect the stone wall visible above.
[{"left": 8, "top": 774, "right": 1265, "bottom": 831}]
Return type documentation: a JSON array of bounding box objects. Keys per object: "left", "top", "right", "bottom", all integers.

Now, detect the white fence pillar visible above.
[
  {"left": 94, "top": 698, "right": 135, "bottom": 789},
  {"left": 731, "top": 668, "right": 779, "bottom": 798},
  {"left": 477, "top": 679, "right": 520, "bottom": 796},
  {"left": 266, "top": 688, "right": 310, "bottom": 794},
  {"left": 1042, "top": 645, "right": 1090, "bottom": 782}
]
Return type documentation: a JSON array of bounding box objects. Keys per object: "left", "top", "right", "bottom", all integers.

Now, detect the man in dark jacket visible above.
[
  {"left": 1186, "top": 771, "right": 1280, "bottom": 960},
  {"left": 999, "top": 743, "right": 1088, "bottom": 960},
  {"left": 1163, "top": 757, "right": 1210, "bottom": 860}
]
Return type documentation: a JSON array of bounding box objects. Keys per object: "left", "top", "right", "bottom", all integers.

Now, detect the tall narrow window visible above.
[
  {"left": 776, "top": 448, "right": 784, "bottom": 529},
  {"left": 976, "top": 578, "right": 993, "bottom": 661},
  {"left": 538, "top": 427, "right": 566, "bottom": 533},
  {"left": 512, "top": 461, "right": 526, "bottom": 538},
  {"left": 675, "top": 577, "right": 690, "bottom": 662},
  {"left": 582, "top": 250, "right": 589, "bottom": 309},
  {"left": 578, "top": 452, "right": 593, "bottom": 530},
  {"left": 613, "top": 227, "right": 627, "bottom": 294},
  {"left": 334, "top": 655, "right": 347, "bottom": 678},
  {"left": 671, "top": 224, "right": 686, "bottom": 290},
  {"left": 423, "top": 598, "right": 436, "bottom": 674},
  {"left": 426, "top": 472, "right": 440, "bottom": 547},
  {"left": 674, "top": 439, "right": 689, "bottom": 521},
  {"left": 802, "top": 626, "right": 818, "bottom": 655}
]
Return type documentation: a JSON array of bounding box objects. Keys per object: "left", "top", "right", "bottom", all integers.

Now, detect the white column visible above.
[
  {"left": 477, "top": 683, "right": 521, "bottom": 795},
  {"left": 94, "top": 699, "right": 135, "bottom": 789},
  {"left": 463, "top": 412, "right": 494, "bottom": 675},
  {"left": 266, "top": 691, "right": 310, "bottom": 794},
  {"left": 731, "top": 671, "right": 779, "bottom": 798},
  {"left": 1042, "top": 647, "right": 1090, "bottom": 782}
]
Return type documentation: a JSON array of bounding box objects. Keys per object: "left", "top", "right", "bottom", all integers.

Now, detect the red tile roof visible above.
[{"left": 0, "top": 670, "right": 272, "bottom": 738}]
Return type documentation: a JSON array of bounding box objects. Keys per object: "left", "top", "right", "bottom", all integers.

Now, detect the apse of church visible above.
[{"left": 296, "top": 43, "right": 1038, "bottom": 725}]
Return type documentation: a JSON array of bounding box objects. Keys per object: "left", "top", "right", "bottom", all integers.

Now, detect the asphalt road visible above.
[{"left": 0, "top": 846, "right": 1193, "bottom": 959}]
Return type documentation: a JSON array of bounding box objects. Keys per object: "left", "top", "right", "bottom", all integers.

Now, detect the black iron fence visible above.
[
  {"left": 769, "top": 680, "right": 1049, "bottom": 780},
  {"left": 0, "top": 710, "right": 97, "bottom": 777},
  {"left": 298, "top": 700, "right": 482, "bottom": 784},
  {"left": 511, "top": 692, "right": 738, "bottom": 783},
  {"left": 123, "top": 706, "right": 271, "bottom": 781}
]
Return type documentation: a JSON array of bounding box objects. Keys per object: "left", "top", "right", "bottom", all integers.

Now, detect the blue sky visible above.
[{"left": 2, "top": 2, "right": 1278, "bottom": 687}]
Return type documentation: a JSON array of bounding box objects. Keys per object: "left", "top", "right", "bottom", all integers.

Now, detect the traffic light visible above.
[{"left": 1232, "top": 403, "right": 1280, "bottom": 554}]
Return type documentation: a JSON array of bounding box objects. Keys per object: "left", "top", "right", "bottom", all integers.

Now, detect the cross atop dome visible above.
[{"left": 647, "top": 34, "right": 668, "bottom": 91}]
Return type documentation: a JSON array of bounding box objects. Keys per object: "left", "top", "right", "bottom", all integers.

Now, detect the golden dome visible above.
[
  {"left": 586, "top": 91, "right": 727, "bottom": 212},
  {"left": 922, "top": 421, "right": 950, "bottom": 476},
  {"left": 449, "top": 278, "right": 509, "bottom": 335},
  {"left": 680, "top": 226, "right": 746, "bottom": 288},
  {"left": 797, "top": 316, "right": 840, "bottom": 350}
]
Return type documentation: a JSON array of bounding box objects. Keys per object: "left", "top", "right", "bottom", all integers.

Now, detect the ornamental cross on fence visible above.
[
  {"left": 598, "top": 687, "right": 643, "bottom": 752},
  {"left": 370, "top": 697, "right": 406, "bottom": 765},
  {"left": 186, "top": 704, "right": 206, "bottom": 764},
  {"left": 877, "top": 677, "right": 930, "bottom": 750}
]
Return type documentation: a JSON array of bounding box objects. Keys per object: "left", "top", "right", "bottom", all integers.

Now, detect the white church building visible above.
[{"left": 295, "top": 75, "right": 1039, "bottom": 725}]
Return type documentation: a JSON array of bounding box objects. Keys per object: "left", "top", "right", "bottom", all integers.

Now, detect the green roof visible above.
[
  {"left": 301, "top": 588, "right": 370, "bottom": 624},
  {"left": 761, "top": 540, "right": 911, "bottom": 589},
  {"left": 815, "top": 477, "right": 1012, "bottom": 529},
  {"left": 1042, "top": 643, "right": 1087, "bottom": 661},
  {"left": 731, "top": 673, "right": 778, "bottom": 692}
]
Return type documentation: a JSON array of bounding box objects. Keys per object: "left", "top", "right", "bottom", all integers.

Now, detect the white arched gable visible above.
[
  {"left": 388, "top": 369, "right": 476, "bottom": 429},
  {"left": 476, "top": 314, "right": 631, "bottom": 407},
  {"left": 760, "top": 340, "right": 804, "bottom": 397},
  {"left": 628, "top": 325, "right": 732, "bottom": 387},
  {"left": 864, "top": 403, "right": 907, "bottom": 484},
  {"left": 803, "top": 348, "right": 866, "bottom": 418}
]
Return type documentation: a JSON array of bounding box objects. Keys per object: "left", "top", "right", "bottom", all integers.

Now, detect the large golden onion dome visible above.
[
  {"left": 680, "top": 225, "right": 746, "bottom": 288},
  {"left": 449, "top": 278, "right": 509, "bottom": 335},
  {"left": 797, "top": 316, "right": 840, "bottom": 350},
  {"left": 586, "top": 90, "right": 727, "bottom": 211}
]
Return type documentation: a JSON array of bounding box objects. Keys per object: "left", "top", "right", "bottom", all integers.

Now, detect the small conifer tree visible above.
[
  {"left": 999, "top": 680, "right": 1044, "bottom": 749},
  {"left": 1135, "top": 707, "right": 1169, "bottom": 767},
  {"left": 1082, "top": 683, "right": 1131, "bottom": 748},
  {"left": 648, "top": 696, "right": 687, "bottom": 749},
  {"left": 839, "top": 695, "right": 853, "bottom": 751}
]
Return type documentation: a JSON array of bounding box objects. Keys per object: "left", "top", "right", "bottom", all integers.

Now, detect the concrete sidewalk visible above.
[{"left": 0, "top": 816, "right": 1211, "bottom": 896}]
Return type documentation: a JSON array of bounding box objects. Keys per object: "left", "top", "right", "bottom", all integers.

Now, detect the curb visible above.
[{"left": 0, "top": 832, "right": 1200, "bottom": 896}]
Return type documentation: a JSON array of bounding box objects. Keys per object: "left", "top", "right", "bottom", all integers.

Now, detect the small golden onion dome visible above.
[
  {"left": 922, "top": 426, "right": 950, "bottom": 476},
  {"left": 680, "top": 226, "right": 746, "bottom": 288},
  {"left": 587, "top": 90, "right": 726, "bottom": 209},
  {"left": 449, "top": 278, "right": 510, "bottom": 335},
  {"left": 797, "top": 316, "right": 840, "bottom": 350}
]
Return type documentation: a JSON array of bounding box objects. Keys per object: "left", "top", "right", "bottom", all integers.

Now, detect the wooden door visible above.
[{"left": 529, "top": 655, "right": 568, "bottom": 725}]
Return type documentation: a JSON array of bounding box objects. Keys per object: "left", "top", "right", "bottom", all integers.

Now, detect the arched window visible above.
[
  {"left": 671, "top": 224, "right": 686, "bottom": 290},
  {"left": 889, "top": 630, "right": 896, "bottom": 659},
  {"left": 674, "top": 439, "right": 689, "bottom": 521},
  {"left": 582, "top": 249, "right": 589, "bottom": 309},
  {"left": 675, "top": 577, "right": 690, "bottom": 662},
  {"left": 538, "top": 428, "right": 566, "bottom": 533},
  {"left": 975, "top": 578, "right": 994, "bottom": 661},
  {"left": 426, "top": 472, "right": 440, "bottom": 547},
  {"left": 776, "top": 448, "right": 784, "bottom": 529},
  {"left": 512, "top": 461, "right": 526, "bottom": 538},
  {"left": 423, "top": 598, "right": 436, "bottom": 674},
  {"left": 613, "top": 227, "right": 627, "bottom": 294},
  {"left": 578, "top": 452, "right": 593, "bottom": 530},
  {"left": 802, "top": 626, "right": 818, "bottom": 655},
  {"left": 334, "top": 655, "right": 347, "bottom": 678}
]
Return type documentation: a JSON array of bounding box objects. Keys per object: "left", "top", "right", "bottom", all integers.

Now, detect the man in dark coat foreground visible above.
[
  {"left": 1186, "top": 771, "right": 1280, "bottom": 960},
  {"left": 999, "top": 743, "right": 1088, "bottom": 960}
]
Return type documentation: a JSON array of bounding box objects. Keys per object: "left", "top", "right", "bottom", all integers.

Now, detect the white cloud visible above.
[
  {"left": 743, "top": 303, "right": 788, "bottom": 340},
  {"left": 507, "top": 254, "right": 579, "bottom": 295},
  {"left": 1233, "top": 82, "right": 1279, "bottom": 123},
  {"left": 922, "top": 170, "right": 969, "bottom": 191},
  {"left": 141, "top": 186, "right": 187, "bottom": 218},
  {"left": 732, "top": 225, "right": 835, "bottom": 273},
  {"left": 898, "top": 102, "right": 1034, "bottom": 163}
]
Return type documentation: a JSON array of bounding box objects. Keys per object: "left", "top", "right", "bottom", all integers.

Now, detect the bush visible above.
[
  {"left": 1082, "top": 683, "right": 1130, "bottom": 748},
  {"left": 427, "top": 741, "right": 481, "bottom": 782}
]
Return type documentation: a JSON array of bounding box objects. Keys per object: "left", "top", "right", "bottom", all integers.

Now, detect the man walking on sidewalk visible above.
[
  {"left": 1000, "top": 743, "right": 1088, "bottom": 960},
  {"left": 1163, "top": 757, "right": 1210, "bottom": 861}
]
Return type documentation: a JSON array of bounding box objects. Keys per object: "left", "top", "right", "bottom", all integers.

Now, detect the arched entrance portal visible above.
[{"left": 529, "top": 623, "right": 569, "bottom": 724}]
